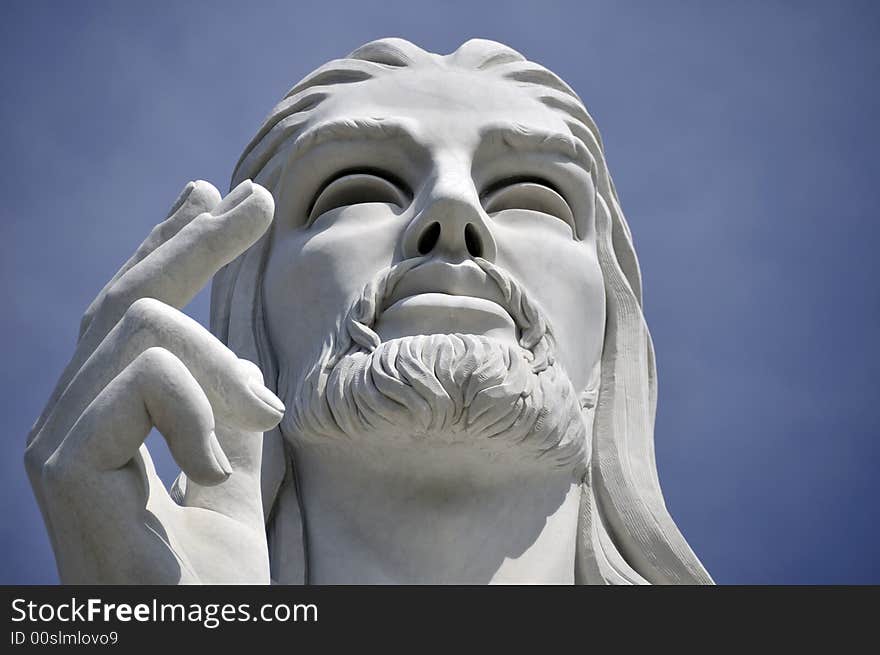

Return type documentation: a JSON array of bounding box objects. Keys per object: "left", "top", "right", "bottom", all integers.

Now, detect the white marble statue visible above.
[{"left": 25, "top": 38, "right": 713, "bottom": 585}]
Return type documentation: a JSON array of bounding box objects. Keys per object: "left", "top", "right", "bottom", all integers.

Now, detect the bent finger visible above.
[
  {"left": 56, "top": 346, "right": 230, "bottom": 486},
  {"left": 31, "top": 298, "right": 283, "bottom": 466}
]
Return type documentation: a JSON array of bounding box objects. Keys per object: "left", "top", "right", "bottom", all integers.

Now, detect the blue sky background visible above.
[{"left": 2, "top": 1, "right": 878, "bottom": 584}]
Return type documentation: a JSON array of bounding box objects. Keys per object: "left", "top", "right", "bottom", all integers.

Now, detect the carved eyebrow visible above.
[
  {"left": 288, "top": 116, "right": 423, "bottom": 164},
  {"left": 479, "top": 122, "right": 595, "bottom": 174}
]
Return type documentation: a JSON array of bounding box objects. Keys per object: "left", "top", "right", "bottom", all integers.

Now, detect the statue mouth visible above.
[
  {"left": 376, "top": 259, "right": 519, "bottom": 344},
  {"left": 376, "top": 293, "right": 518, "bottom": 344},
  {"left": 337, "top": 255, "right": 552, "bottom": 367},
  {"left": 382, "top": 258, "right": 510, "bottom": 312}
]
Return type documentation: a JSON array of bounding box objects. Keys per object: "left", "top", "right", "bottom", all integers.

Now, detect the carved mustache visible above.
[{"left": 342, "top": 256, "right": 555, "bottom": 372}]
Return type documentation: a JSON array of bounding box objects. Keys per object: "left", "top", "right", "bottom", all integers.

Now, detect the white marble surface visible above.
[{"left": 26, "top": 38, "right": 712, "bottom": 585}]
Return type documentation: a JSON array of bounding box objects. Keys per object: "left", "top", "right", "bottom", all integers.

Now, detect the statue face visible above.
[
  {"left": 264, "top": 66, "right": 605, "bottom": 388},
  {"left": 262, "top": 66, "right": 605, "bottom": 464}
]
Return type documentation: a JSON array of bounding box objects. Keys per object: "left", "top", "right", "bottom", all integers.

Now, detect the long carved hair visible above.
[{"left": 208, "top": 38, "right": 713, "bottom": 584}]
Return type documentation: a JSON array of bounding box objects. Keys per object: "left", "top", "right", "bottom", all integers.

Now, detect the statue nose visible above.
[{"left": 402, "top": 195, "right": 497, "bottom": 262}]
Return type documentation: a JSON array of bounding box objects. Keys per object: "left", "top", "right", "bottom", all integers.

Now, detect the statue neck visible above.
[{"left": 272, "top": 440, "right": 581, "bottom": 584}]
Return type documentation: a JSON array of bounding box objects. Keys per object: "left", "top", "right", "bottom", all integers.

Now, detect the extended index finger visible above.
[
  {"left": 80, "top": 179, "right": 274, "bottom": 352},
  {"left": 79, "top": 180, "right": 222, "bottom": 340},
  {"left": 30, "top": 180, "right": 225, "bottom": 443}
]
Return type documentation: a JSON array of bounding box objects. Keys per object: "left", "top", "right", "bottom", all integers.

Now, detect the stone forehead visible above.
[
  {"left": 231, "top": 39, "right": 599, "bottom": 190},
  {"left": 314, "top": 67, "right": 573, "bottom": 134}
]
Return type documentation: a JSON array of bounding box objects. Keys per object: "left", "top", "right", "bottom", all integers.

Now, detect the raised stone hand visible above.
[{"left": 25, "top": 180, "right": 283, "bottom": 584}]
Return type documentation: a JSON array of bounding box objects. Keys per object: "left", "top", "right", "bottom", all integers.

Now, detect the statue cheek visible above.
[
  {"left": 305, "top": 204, "right": 407, "bottom": 266},
  {"left": 492, "top": 226, "right": 605, "bottom": 393},
  {"left": 263, "top": 207, "right": 407, "bottom": 373}
]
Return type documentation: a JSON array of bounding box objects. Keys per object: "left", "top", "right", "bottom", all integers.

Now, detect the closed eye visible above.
[
  {"left": 308, "top": 170, "right": 411, "bottom": 223},
  {"left": 481, "top": 177, "right": 574, "bottom": 229}
]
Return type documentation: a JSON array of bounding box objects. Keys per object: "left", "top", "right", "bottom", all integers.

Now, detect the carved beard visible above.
[{"left": 278, "top": 258, "right": 590, "bottom": 481}]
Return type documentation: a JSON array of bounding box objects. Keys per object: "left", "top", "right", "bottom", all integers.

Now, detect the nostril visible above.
[
  {"left": 417, "top": 221, "right": 441, "bottom": 255},
  {"left": 464, "top": 223, "right": 483, "bottom": 258}
]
